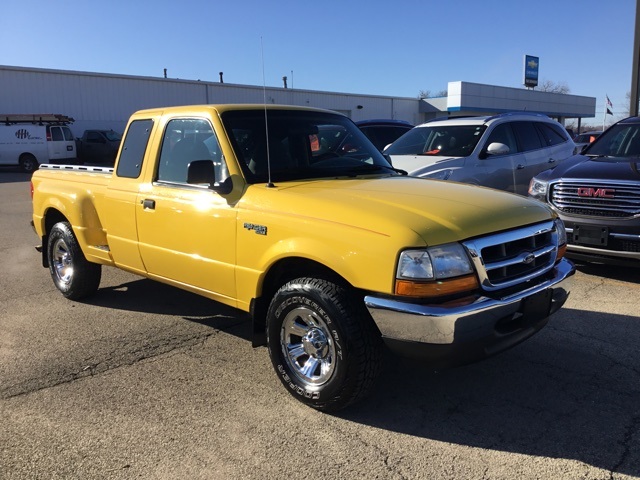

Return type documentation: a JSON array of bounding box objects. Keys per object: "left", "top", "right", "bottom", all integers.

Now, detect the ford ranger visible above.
[{"left": 31, "top": 104, "right": 574, "bottom": 411}]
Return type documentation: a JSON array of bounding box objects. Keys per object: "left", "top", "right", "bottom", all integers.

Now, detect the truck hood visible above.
[
  {"left": 543, "top": 155, "right": 640, "bottom": 182},
  {"left": 243, "top": 176, "right": 553, "bottom": 247}
]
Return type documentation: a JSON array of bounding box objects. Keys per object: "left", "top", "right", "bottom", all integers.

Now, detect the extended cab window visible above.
[
  {"left": 116, "top": 119, "right": 153, "bottom": 179},
  {"left": 157, "top": 118, "right": 226, "bottom": 185}
]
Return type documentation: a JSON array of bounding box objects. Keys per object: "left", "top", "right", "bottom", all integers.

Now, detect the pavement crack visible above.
[{"left": 1, "top": 330, "right": 218, "bottom": 400}]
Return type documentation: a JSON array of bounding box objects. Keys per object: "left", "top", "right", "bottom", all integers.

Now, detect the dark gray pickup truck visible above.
[
  {"left": 529, "top": 116, "right": 640, "bottom": 266},
  {"left": 76, "top": 129, "right": 121, "bottom": 164}
]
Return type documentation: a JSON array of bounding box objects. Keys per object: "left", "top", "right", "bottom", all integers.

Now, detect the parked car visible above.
[
  {"left": 355, "top": 119, "right": 414, "bottom": 151},
  {"left": 529, "top": 117, "right": 640, "bottom": 266},
  {"left": 76, "top": 129, "right": 122, "bottom": 165},
  {"left": 384, "top": 112, "right": 576, "bottom": 195},
  {"left": 0, "top": 114, "right": 77, "bottom": 172},
  {"left": 573, "top": 130, "right": 602, "bottom": 151}
]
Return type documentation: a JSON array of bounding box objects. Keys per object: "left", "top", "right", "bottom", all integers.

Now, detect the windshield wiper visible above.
[{"left": 344, "top": 164, "right": 408, "bottom": 176}]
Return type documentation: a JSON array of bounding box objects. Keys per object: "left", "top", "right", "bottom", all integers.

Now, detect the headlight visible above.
[
  {"left": 397, "top": 243, "right": 473, "bottom": 280},
  {"left": 555, "top": 218, "right": 567, "bottom": 246},
  {"left": 424, "top": 169, "right": 453, "bottom": 181},
  {"left": 528, "top": 177, "right": 548, "bottom": 199}
]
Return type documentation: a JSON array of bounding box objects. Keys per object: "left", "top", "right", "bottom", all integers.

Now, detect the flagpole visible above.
[{"left": 603, "top": 96, "right": 606, "bottom": 131}]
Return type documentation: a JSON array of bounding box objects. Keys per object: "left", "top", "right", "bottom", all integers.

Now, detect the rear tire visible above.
[
  {"left": 47, "top": 221, "right": 101, "bottom": 300},
  {"left": 267, "top": 277, "right": 382, "bottom": 412},
  {"left": 19, "top": 153, "right": 38, "bottom": 173}
]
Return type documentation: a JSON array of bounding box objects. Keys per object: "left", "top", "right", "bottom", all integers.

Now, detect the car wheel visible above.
[
  {"left": 19, "top": 153, "right": 38, "bottom": 173},
  {"left": 47, "top": 221, "right": 101, "bottom": 300},
  {"left": 267, "top": 277, "right": 382, "bottom": 411}
]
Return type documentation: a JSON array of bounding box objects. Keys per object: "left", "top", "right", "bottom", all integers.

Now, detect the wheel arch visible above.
[
  {"left": 250, "top": 257, "right": 356, "bottom": 347},
  {"left": 40, "top": 207, "right": 69, "bottom": 268}
]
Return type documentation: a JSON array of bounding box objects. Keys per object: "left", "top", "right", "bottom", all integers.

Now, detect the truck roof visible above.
[{"left": 130, "top": 104, "right": 340, "bottom": 117}]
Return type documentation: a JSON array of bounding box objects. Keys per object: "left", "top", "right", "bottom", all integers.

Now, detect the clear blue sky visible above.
[{"left": 0, "top": 0, "right": 636, "bottom": 126}]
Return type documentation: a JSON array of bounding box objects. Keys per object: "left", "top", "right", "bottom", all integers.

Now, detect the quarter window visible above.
[{"left": 535, "top": 122, "right": 568, "bottom": 146}]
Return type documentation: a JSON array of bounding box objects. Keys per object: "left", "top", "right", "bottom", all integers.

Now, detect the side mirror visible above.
[
  {"left": 485, "top": 142, "right": 509, "bottom": 156},
  {"left": 187, "top": 160, "right": 233, "bottom": 194}
]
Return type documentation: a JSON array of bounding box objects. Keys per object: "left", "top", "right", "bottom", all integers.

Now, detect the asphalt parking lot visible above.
[{"left": 1, "top": 168, "right": 639, "bottom": 479}]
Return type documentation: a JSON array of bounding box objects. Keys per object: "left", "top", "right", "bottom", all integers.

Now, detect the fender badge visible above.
[{"left": 244, "top": 222, "right": 267, "bottom": 236}]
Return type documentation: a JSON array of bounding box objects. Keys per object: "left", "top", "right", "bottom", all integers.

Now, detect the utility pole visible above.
[{"left": 631, "top": 0, "right": 640, "bottom": 116}]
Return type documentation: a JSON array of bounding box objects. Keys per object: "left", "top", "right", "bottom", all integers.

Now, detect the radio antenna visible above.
[{"left": 261, "top": 37, "right": 274, "bottom": 188}]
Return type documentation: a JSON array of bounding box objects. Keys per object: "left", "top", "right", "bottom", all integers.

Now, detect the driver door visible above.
[{"left": 135, "top": 118, "right": 237, "bottom": 303}]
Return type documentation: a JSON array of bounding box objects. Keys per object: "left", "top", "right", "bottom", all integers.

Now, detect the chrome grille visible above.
[
  {"left": 463, "top": 221, "right": 559, "bottom": 292},
  {"left": 550, "top": 181, "right": 640, "bottom": 218}
]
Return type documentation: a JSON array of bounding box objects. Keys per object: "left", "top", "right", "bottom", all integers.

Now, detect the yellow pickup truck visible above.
[{"left": 31, "top": 104, "right": 574, "bottom": 411}]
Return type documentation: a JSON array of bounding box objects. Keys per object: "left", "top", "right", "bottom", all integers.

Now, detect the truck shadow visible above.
[
  {"left": 343, "top": 307, "right": 640, "bottom": 476},
  {"left": 88, "top": 278, "right": 252, "bottom": 339},
  {"left": 84, "top": 278, "right": 638, "bottom": 476}
]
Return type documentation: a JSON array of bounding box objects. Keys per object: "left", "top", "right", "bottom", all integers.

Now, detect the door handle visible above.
[
  {"left": 548, "top": 158, "right": 557, "bottom": 163},
  {"left": 516, "top": 164, "right": 525, "bottom": 170},
  {"left": 142, "top": 199, "right": 156, "bottom": 210}
]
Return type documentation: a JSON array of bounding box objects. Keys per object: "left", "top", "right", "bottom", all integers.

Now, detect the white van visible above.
[{"left": 0, "top": 114, "right": 77, "bottom": 172}]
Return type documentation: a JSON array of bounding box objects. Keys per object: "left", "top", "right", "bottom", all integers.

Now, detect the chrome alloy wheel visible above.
[
  {"left": 51, "top": 237, "right": 74, "bottom": 286},
  {"left": 281, "top": 306, "right": 336, "bottom": 387}
]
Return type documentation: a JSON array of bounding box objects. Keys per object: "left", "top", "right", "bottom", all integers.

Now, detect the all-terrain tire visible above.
[{"left": 267, "top": 277, "right": 382, "bottom": 412}]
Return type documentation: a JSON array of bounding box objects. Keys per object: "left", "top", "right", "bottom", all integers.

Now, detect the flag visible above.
[
  {"left": 606, "top": 95, "right": 613, "bottom": 108},
  {"left": 607, "top": 107, "right": 613, "bottom": 115}
]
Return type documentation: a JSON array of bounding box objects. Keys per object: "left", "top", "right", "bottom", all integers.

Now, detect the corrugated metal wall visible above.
[{"left": 0, "top": 65, "right": 422, "bottom": 135}]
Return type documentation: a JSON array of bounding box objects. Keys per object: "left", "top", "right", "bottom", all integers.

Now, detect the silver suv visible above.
[{"left": 384, "top": 112, "right": 576, "bottom": 195}]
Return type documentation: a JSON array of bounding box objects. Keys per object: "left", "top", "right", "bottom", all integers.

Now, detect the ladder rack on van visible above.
[{"left": 1, "top": 114, "right": 75, "bottom": 126}]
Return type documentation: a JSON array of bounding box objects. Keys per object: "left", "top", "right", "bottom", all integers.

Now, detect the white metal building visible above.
[
  {"left": 0, "top": 65, "right": 596, "bottom": 136},
  {"left": 0, "top": 65, "right": 421, "bottom": 136}
]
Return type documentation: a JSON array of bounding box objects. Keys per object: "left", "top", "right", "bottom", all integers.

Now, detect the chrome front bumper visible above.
[{"left": 364, "top": 258, "right": 575, "bottom": 367}]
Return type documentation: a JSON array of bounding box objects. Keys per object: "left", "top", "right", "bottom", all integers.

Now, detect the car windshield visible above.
[
  {"left": 221, "top": 109, "right": 396, "bottom": 183},
  {"left": 384, "top": 124, "right": 486, "bottom": 157},
  {"left": 586, "top": 123, "right": 640, "bottom": 157}
]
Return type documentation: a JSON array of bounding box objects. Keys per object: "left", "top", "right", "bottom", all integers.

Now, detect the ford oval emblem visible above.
[{"left": 523, "top": 253, "right": 535, "bottom": 265}]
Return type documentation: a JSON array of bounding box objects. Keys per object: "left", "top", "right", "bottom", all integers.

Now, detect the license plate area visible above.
[
  {"left": 573, "top": 225, "right": 608, "bottom": 246},
  {"left": 520, "top": 288, "right": 552, "bottom": 322},
  {"left": 496, "top": 289, "right": 553, "bottom": 333}
]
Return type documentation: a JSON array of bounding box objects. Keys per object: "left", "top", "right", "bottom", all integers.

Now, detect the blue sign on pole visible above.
[{"left": 523, "top": 55, "right": 539, "bottom": 88}]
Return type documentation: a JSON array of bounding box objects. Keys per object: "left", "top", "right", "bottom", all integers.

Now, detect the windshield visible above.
[
  {"left": 221, "top": 109, "right": 395, "bottom": 183},
  {"left": 384, "top": 124, "right": 486, "bottom": 157},
  {"left": 586, "top": 123, "right": 640, "bottom": 157}
]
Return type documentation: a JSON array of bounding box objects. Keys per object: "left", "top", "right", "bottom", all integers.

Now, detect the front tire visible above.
[
  {"left": 47, "top": 221, "right": 101, "bottom": 300},
  {"left": 267, "top": 277, "right": 382, "bottom": 412}
]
